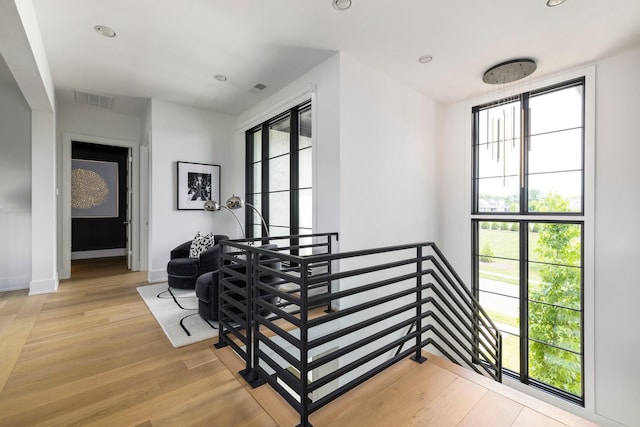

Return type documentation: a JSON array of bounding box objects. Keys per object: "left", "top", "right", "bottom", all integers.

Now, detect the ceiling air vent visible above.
[
  {"left": 75, "top": 90, "right": 114, "bottom": 109},
  {"left": 249, "top": 83, "right": 267, "bottom": 94}
]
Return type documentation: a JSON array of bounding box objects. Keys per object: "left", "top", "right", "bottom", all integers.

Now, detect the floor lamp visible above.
[
  {"left": 225, "top": 195, "right": 270, "bottom": 237},
  {"left": 203, "top": 200, "right": 245, "bottom": 238}
]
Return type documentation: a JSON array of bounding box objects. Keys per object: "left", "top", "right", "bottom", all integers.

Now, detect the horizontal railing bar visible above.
[
  {"left": 256, "top": 351, "right": 303, "bottom": 410},
  {"left": 304, "top": 257, "right": 420, "bottom": 286},
  {"left": 308, "top": 316, "right": 418, "bottom": 371},
  {"left": 307, "top": 281, "right": 426, "bottom": 328},
  {"left": 308, "top": 326, "right": 421, "bottom": 391},
  {"left": 308, "top": 301, "right": 418, "bottom": 351},
  {"left": 254, "top": 298, "right": 302, "bottom": 328},
  {"left": 255, "top": 331, "right": 302, "bottom": 371},
  {"left": 255, "top": 316, "right": 302, "bottom": 349}
]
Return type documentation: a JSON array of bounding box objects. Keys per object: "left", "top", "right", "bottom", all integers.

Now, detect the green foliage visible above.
[
  {"left": 528, "top": 192, "right": 582, "bottom": 397},
  {"left": 500, "top": 222, "right": 510, "bottom": 231},
  {"left": 479, "top": 241, "right": 495, "bottom": 263},
  {"left": 510, "top": 223, "right": 519, "bottom": 232},
  {"left": 480, "top": 222, "right": 490, "bottom": 230},
  {"left": 491, "top": 222, "right": 501, "bottom": 230}
]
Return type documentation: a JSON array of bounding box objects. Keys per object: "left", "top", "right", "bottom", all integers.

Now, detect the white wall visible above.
[
  {"left": 440, "top": 47, "right": 640, "bottom": 427},
  {"left": 339, "top": 54, "right": 441, "bottom": 252},
  {"left": 147, "top": 99, "right": 238, "bottom": 282},
  {"left": 592, "top": 46, "right": 640, "bottom": 427},
  {"left": 0, "top": 82, "right": 32, "bottom": 291}
]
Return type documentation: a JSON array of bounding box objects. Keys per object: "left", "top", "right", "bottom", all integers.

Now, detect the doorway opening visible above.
[{"left": 71, "top": 142, "right": 129, "bottom": 272}]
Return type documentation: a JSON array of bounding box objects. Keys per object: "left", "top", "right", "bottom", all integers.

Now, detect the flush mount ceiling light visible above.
[
  {"left": 333, "top": 0, "right": 352, "bottom": 11},
  {"left": 94, "top": 25, "right": 116, "bottom": 38},
  {"left": 418, "top": 55, "right": 433, "bottom": 64},
  {"left": 214, "top": 74, "right": 228, "bottom": 82},
  {"left": 482, "top": 58, "right": 537, "bottom": 84},
  {"left": 546, "top": 0, "right": 567, "bottom": 7}
]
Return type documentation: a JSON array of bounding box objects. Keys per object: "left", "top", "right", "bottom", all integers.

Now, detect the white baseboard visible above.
[
  {"left": 71, "top": 249, "right": 126, "bottom": 260},
  {"left": 148, "top": 269, "right": 167, "bottom": 283},
  {"left": 29, "top": 275, "right": 59, "bottom": 295}
]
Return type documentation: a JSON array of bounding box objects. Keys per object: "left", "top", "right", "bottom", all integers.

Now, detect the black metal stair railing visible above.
[{"left": 216, "top": 236, "right": 501, "bottom": 427}]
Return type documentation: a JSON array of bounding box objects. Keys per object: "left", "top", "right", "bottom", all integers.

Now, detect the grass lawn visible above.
[{"left": 478, "top": 228, "right": 542, "bottom": 284}]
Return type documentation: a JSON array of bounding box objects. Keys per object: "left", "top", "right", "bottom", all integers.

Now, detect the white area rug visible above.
[{"left": 137, "top": 283, "right": 218, "bottom": 348}]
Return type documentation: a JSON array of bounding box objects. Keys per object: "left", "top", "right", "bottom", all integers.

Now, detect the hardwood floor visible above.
[{"left": 0, "top": 258, "right": 598, "bottom": 426}]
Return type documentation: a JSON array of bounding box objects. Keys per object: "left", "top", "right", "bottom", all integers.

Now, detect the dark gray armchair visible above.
[{"left": 166, "top": 234, "right": 229, "bottom": 289}]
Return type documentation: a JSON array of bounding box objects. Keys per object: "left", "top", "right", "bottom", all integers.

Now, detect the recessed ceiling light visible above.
[
  {"left": 418, "top": 55, "right": 433, "bottom": 64},
  {"left": 94, "top": 25, "right": 116, "bottom": 38},
  {"left": 333, "top": 0, "right": 352, "bottom": 11},
  {"left": 546, "top": 0, "right": 567, "bottom": 7},
  {"left": 214, "top": 74, "right": 228, "bottom": 82}
]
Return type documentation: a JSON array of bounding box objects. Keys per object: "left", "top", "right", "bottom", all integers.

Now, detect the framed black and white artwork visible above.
[{"left": 176, "top": 161, "right": 221, "bottom": 210}]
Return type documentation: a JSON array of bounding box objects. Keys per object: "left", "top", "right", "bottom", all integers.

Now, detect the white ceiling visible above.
[{"left": 30, "top": 0, "right": 640, "bottom": 116}]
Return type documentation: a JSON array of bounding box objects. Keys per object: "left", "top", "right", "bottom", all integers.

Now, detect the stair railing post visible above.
[{"left": 412, "top": 245, "right": 427, "bottom": 364}]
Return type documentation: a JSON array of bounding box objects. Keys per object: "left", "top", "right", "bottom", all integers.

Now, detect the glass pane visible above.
[
  {"left": 501, "top": 332, "right": 520, "bottom": 373},
  {"left": 476, "top": 176, "right": 520, "bottom": 213},
  {"left": 528, "top": 265, "right": 581, "bottom": 310},
  {"left": 299, "top": 189, "right": 313, "bottom": 229},
  {"left": 528, "top": 223, "right": 581, "bottom": 266},
  {"left": 529, "top": 85, "right": 583, "bottom": 136},
  {"left": 299, "top": 107, "right": 312, "bottom": 148},
  {"left": 269, "top": 117, "right": 290, "bottom": 158},
  {"left": 478, "top": 222, "right": 519, "bottom": 261},
  {"left": 528, "top": 129, "right": 582, "bottom": 175},
  {"left": 269, "top": 191, "right": 290, "bottom": 228},
  {"left": 528, "top": 341, "right": 582, "bottom": 397},
  {"left": 253, "top": 162, "right": 262, "bottom": 192},
  {"left": 269, "top": 154, "right": 290, "bottom": 192},
  {"left": 253, "top": 130, "right": 262, "bottom": 162},
  {"left": 477, "top": 101, "right": 520, "bottom": 145},
  {"left": 528, "top": 171, "right": 582, "bottom": 212},
  {"left": 299, "top": 147, "right": 312, "bottom": 188},
  {"left": 479, "top": 292, "right": 519, "bottom": 333},
  {"left": 477, "top": 138, "right": 520, "bottom": 179},
  {"left": 528, "top": 302, "right": 581, "bottom": 353}
]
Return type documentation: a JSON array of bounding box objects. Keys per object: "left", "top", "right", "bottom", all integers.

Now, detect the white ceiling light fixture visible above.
[
  {"left": 418, "top": 55, "right": 433, "bottom": 64},
  {"left": 546, "top": 0, "right": 567, "bottom": 7},
  {"left": 94, "top": 25, "right": 116, "bottom": 38},
  {"left": 214, "top": 74, "right": 228, "bottom": 82},
  {"left": 333, "top": 0, "right": 352, "bottom": 11},
  {"left": 482, "top": 58, "right": 537, "bottom": 84}
]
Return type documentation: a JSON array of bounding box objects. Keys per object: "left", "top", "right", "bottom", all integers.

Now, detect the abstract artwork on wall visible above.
[{"left": 71, "top": 159, "right": 119, "bottom": 218}]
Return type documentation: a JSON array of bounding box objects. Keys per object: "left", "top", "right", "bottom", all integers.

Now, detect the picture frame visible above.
[
  {"left": 176, "top": 161, "right": 221, "bottom": 210},
  {"left": 71, "top": 159, "right": 119, "bottom": 218}
]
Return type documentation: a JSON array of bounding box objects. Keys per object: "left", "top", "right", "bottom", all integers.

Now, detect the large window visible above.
[
  {"left": 472, "top": 79, "right": 585, "bottom": 404},
  {"left": 246, "top": 100, "right": 312, "bottom": 252}
]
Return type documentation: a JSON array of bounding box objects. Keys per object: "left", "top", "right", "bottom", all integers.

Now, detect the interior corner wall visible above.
[
  {"left": 0, "top": 82, "right": 32, "bottom": 291},
  {"left": 338, "top": 54, "right": 441, "bottom": 253},
  {"left": 439, "top": 46, "right": 640, "bottom": 427},
  {"left": 147, "top": 99, "right": 238, "bottom": 282}
]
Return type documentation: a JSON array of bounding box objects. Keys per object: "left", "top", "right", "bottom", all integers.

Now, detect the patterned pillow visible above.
[{"left": 189, "top": 232, "right": 215, "bottom": 258}]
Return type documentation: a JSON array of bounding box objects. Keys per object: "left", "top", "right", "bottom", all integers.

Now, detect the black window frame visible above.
[
  {"left": 245, "top": 100, "right": 312, "bottom": 249},
  {"left": 471, "top": 78, "right": 586, "bottom": 405}
]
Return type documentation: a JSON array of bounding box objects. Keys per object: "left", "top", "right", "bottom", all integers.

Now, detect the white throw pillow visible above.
[{"left": 189, "top": 232, "right": 215, "bottom": 258}]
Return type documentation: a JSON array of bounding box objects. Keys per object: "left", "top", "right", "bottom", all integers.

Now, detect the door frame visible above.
[{"left": 60, "top": 132, "right": 143, "bottom": 279}]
